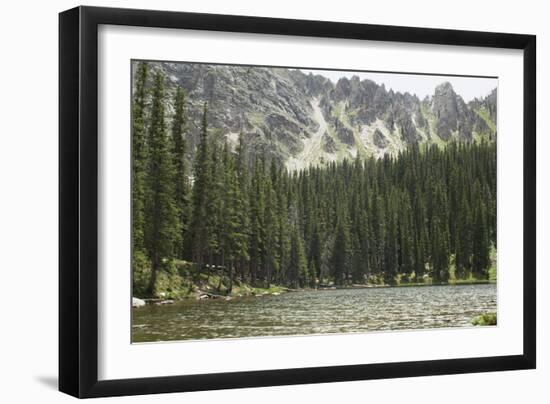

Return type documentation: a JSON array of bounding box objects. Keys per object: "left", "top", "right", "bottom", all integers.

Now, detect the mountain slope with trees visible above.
[
  {"left": 143, "top": 61, "right": 497, "bottom": 171},
  {"left": 132, "top": 62, "right": 497, "bottom": 298}
]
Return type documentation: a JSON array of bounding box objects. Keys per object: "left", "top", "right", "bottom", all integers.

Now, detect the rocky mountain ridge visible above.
[{"left": 137, "top": 62, "right": 497, "bottom": 170}]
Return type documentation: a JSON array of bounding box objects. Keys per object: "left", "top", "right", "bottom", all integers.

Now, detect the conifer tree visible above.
[
  {"left": 263, "top": 168, "right": 279, "bottom": 286},
  {"left": 221, "top": 143, "right": 249, "bottom": 292},
  {"left": 431, "top": 217, "right": 450, "bottom": 283},
  {"left": 307, "top": 261, "right": 317, "bottom": 288},
  {"left": 189, "top": 103, "right": 211, "bottom": 276},
  {"left": 132, "top": 62, "right": 148, "bottom": 256},
  {"left": 398, "top": 193, "right": 415, "bottom": 277},
  {"left": 472, "top": 197, "right": 491, "bottom": 278},
  {"left": 276, "top": 174, "right": 291, "bottom": 285},
  {"left": 207, "top": 138, "right": 225, "bottom": 270},
  {"left": 249, "top": 157, "right": 266, "bottom": 285},
  {"left": 331, "top": 219, "right": 350, "bottom": 286},
  {"left": 384, "top": 191, "right": 399, "bottom": 285},
  {"left": 371, "top": 194, "right": 386, "bottom": 279},
  {"left": 171, "top": 86, "right": 191, "bottom": 259},
  {"left": 308, "top": 223, "right": 322, "bottom": 281},
  {"left": 234, "top": 132, "right": 251, "bottom": 281},
  {"left": 430, "top": 182, "right": 450, "bottom": 283},
  {"left": 131, "top": 78, "right": 496, "bottom": 289},
  {"left": 144, "top": 71, "right": 179, "bottom": 294},
  {"left": 455, "top": 193, "right": 472, "bottom": 278},
  {"left": 289, "top": 227, "right": 308, "bottom": 288}
]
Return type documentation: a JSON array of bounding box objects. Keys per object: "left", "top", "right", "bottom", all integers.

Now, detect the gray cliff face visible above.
[
  {"left": 138, "top": 62, "right": 497, "bottom": 170},
  {"left": 432, "top": 82, "right": 476, "bottom": 141}
]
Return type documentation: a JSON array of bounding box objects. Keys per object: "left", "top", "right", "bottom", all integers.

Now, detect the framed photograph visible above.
[{"left": 59, "top": 6, "right": 536, "bottom": 398}]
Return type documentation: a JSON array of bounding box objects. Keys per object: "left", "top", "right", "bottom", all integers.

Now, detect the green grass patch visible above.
[{"left": 471, "top": 312, "right": 497, "bottom": 326}]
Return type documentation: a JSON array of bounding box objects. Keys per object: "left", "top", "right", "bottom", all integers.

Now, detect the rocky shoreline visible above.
[{"left": 132, "top": 279, "right": 496, "bottom": 308}]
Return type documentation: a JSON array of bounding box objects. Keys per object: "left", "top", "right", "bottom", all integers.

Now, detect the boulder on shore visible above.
[{"left": 132, "top": 297, "right": 146, "bottom": 308}]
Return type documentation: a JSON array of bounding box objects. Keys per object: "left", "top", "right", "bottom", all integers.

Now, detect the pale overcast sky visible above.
[{"left": 299, "top": 69, "right": 497, "bottom": 102}]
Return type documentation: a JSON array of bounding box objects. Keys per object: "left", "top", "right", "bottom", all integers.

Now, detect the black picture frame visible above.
[{"left": 59, "top": 5, "right": 536, "bottom": 398}]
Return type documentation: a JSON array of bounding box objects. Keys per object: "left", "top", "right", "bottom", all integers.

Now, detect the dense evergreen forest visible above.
[{"left": 132, "top": 63, "right": 497, "bottom": 297}]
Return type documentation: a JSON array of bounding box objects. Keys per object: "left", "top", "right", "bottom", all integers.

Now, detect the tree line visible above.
[{"left": 132, "top": 62, "right": 496, "bottom": 296}]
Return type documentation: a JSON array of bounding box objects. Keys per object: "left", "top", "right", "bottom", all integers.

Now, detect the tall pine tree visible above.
[
  {"left": 189, "top": 103, "right": 212, "bottom": 276},
  {"left": 132, "top": 62, "right": 148, "bottom": 257},
  {"left": 144, "top": 71, "right": 179, "bottom": 294},
  {"left": 171, "top": 86, "right": 191, "bottom": 259}
]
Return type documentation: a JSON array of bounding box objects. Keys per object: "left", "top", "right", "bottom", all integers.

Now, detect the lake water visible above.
[{"left": 132, "top": 283, "right": 497, "bottom": 343}]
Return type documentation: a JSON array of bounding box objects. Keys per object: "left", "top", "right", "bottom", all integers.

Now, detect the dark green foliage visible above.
[
  {"left": 131, "top": 68, "right": 496, "bottom": 293},
  {"left": 189, "top": 103, "right": 212, "bottom": 275},
  {"left": 171, "top": 87, "right": 191, "bottom": 259},
  {"left": 429, "top": 181, "right": 450, "bottom": 283},
  {"left": 384, "top": 191, "right": 399, "bottom": 285},
  {"left": 131, "top": 62, "right": 148, "bottom": 262},
  {"left": 262, "top": 161, "right": 280, "bottom": 285},
  {"left": 234, "top": 133, "right": 252, "bottom": 282},
  {"left": 471, "top": 312, "right": 497, "bottom": 326},
  {"left": 331, "top": 219, "right": 350, "bottom": 286},
  {"left": 289, "top": 227, "right": 308, "bottom": 288},
  {"left": 220, "top": 143, "right": 249, "bottom": 292},
  {"left": 472, "top": 196, "right": 491, "bottom": 279},
  {"left": 309, "top": 223, "right": 322, "bottom": 281},
  {"left": 132, "top": 250, "right": 151, "bottom": 298},
  {"left": 455, "top": 193, "right": 472, "bottom": 278},
  {"left": 144, "top": 71, "right": 180, "bottom": 294},
  {"left": 397, "top": 193, "right": 415, "bottom": 277},
  {"left": 248, "top": 157, "right": 266, "bottom": 285}
]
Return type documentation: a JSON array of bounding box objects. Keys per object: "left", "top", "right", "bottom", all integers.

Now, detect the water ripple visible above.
[{"left": 132, "top": 284, "right": 497, "bottom": 342}]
